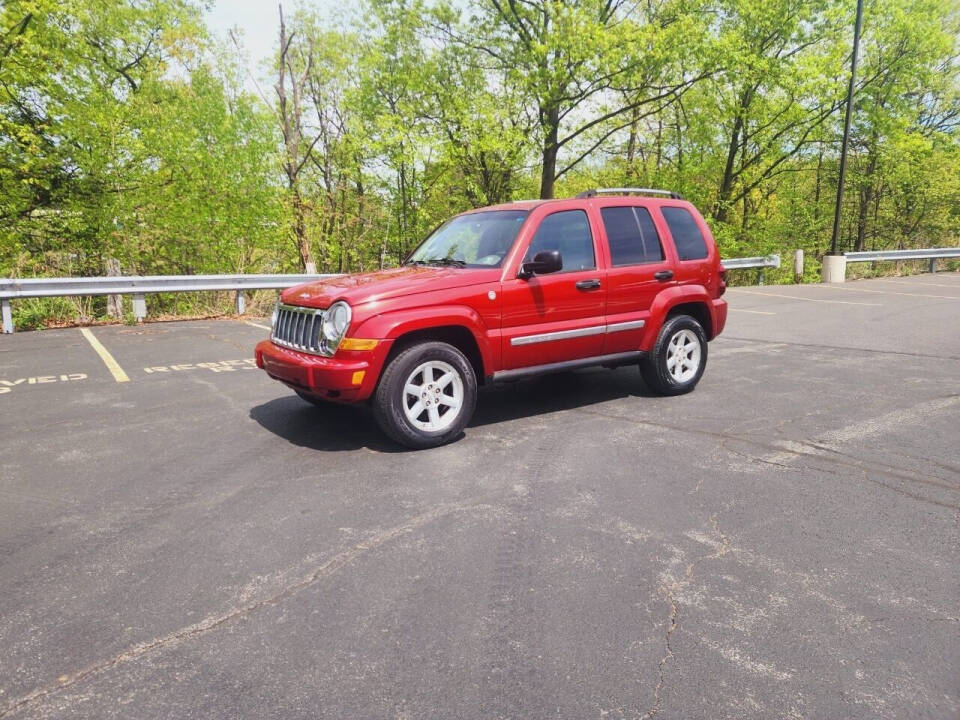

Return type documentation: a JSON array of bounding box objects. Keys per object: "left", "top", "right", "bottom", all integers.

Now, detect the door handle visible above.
[
  {"left": 575, "top": 279, "right": 602, "bottom": 290},
  {"left": 654, "top": 270, "right": 674, "bottom": 281}
]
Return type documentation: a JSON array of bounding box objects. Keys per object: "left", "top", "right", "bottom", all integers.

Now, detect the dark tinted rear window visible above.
[
  {"left": 662, "top": 207, "right": 709, "bottom": 261},
  {"left": 600, "top": 206, "right": 664, "bottom": 266}
]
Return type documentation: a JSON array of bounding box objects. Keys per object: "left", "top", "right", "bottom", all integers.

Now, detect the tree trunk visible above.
[
  {"left": 625, "top": 105, "right": 639, "bottom": 179},
  {"left": 292, "top": 190, "right": 313, "bottom": 271},
  {"left": 855, "top": 147, "right": 878, "bottom": 252},
  {"left": 714, "top": 112, "right": 743, "bottom": 223},
  {"left": 539, "top": 105, "right": 560, "bottom": 199},
  {"left": 105, "top": 258, "right": 123, "bottom": 319}
]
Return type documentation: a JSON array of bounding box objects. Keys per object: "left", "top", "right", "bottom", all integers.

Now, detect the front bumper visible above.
[{"left": 255, "top": 339, "right": 392, "bottom": 403}]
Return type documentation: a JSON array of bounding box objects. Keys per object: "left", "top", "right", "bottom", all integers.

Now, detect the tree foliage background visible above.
[{"left": 1, "top": 0, "right": 958, "bottom": 326}]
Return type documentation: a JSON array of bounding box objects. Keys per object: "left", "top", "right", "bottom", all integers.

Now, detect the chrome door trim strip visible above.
[
  {"left": 510, "top": 319, "right": 646, "bottom": 346},
  {"left": 510, "top": 324, "right": 606, "bottom": 346},
  {"left": 605, "top": 319, "right": 646, "bottom": 333}
]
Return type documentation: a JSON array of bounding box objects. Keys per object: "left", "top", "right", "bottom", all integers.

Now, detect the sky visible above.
[
  {"left": 204, "top": 0, "right": 342, "bottom": 92},
  {"left": 205, "top": 1, "right": 280, "bottom": 70}
]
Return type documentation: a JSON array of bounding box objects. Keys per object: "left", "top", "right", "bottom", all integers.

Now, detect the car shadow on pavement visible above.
[
  {"left": 249, "top": 395, "right": 403, "bottom": 453},
  {"left": 469, "top": 366, "right": 655, "bottom": 428},
  {"left": 250, "top": 367, "right": 654, "bottom": 452}
]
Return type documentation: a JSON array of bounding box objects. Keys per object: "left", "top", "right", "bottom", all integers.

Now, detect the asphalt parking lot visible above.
[{"left": 1, "top": 273, "right": 958, "bottom": 719}]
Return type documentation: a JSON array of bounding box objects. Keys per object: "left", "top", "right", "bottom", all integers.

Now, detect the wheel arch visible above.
[
  {"left": 666, "top": 301, "right": 713, "bottom": 339},
  {"left": 645, "top": 285, "right": 716, "bottom": 350},
  {"left": 354, "top": 305, "right": 494, "bottom": 382},
  {"left": 382, "top": 325, "right": 486, "bottom": 384}
]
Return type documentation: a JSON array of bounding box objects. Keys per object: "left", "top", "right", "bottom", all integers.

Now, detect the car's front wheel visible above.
[
  {"left": 373, "top": 341, "right": 477, "bottom": 449},
  {"left": 640, "top": 314, "right": 708, "bottom": 395}
]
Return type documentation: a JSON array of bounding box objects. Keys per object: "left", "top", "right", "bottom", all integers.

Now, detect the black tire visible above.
[
  {"left": 372, "top": 341, "right": 477, "bottom": 449},
  {"left": 640, "top": 314, "right": 708, "bottom": 396},
  {"left": 294, "top": 389, "right": 326, "bottom": 407}
]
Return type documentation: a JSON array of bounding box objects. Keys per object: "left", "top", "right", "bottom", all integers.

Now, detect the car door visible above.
[
  {"left": 598, "top": 203, "right": 677, "bottom": 354},
  {"left": 500, "top": 208, "right": 607, "bottom": 369}
]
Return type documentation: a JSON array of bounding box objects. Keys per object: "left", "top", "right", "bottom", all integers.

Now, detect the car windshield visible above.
[{"left": 406, "top": 210, "right": 529, "bottom": 268}]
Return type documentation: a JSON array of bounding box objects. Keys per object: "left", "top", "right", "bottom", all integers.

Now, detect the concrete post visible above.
[
  {"left": 235, "top": 290, "right": 246, "bottom": 315},
  {"left": 132, "top": 293, "right": 147, "bottom": 322},
  {"left": 1, "top": 298, "right": 12, "bottom": 334},
  {"left": 794, "top": 249, "right": 804, "bottom": 283},
  {"left": 822, "top": 254, "right": 847, "bottom": 283}
]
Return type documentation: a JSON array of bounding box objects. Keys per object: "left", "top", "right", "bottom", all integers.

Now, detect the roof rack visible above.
[{"left": 576, "top": 188, "right": 684, "bottom": 200}]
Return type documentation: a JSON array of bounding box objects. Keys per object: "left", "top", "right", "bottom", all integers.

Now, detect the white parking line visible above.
[
  {"left": 79, "top": 328, "right": 130, "bottom": 383},
  {"left": 726, "top": 289, "right": 881, "bottom": 306},
  {"left": 820, "top": 284, "right": 960, "bottom": 300},
  {"left": 866, "top": 278, "right": 960, "bottom": 289},
  {"left": 729, "top": 308, "right": 775, "bottom": 315},
  {"left": 245, "top": 321, "right": 271, "bottom": 331}
]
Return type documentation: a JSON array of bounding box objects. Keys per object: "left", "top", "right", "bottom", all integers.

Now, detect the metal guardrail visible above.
[
  {"left": 1, "top": 274, "right": 333, "bottom": 333},
  {"left": 722, "top": 254, "right": 781, "bottom": 285},
  {"left": 845, "top": 247, "right": 960, "bottom": 271},
  {"left": 721, "top": 254, "right": 781, "bottom": 270}
]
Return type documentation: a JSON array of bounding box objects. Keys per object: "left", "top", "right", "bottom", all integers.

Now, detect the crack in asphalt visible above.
[
  {"left": 576, "top": 407, "right": 960, "bottom": 510},
  {"left": 641, "top": 515, "right": 731, "bottom": 719},
  {"left": 0, "top": 500, "right": 493, "bottom": 718}
]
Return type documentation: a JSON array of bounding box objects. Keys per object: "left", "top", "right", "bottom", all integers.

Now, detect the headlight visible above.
[
  {"left": 322, "top": 301, "right": 351, "bottom": 346},
  {"left": 270, "top": 301, "right": 279, "bottom": 331}
]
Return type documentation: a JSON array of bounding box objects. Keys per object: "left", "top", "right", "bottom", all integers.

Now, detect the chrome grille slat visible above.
[{"left": 271, "top": 303, "right": 326, "bottom": 355}]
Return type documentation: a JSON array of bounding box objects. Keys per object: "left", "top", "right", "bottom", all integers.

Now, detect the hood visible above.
[{"left": 280, "top": 266, "right": 501, "bottom": 309}]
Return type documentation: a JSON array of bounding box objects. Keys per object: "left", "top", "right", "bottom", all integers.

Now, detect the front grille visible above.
[{"left": 272, "top": 304, "right": 326, "bottom": 355}]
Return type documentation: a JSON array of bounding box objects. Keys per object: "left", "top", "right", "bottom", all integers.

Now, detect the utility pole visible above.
[{"left": 829, "top": 0, "right": 865, "bottom": 255}]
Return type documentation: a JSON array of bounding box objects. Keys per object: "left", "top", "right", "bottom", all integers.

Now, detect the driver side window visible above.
[{"left": 524, "top": 210, "right": 595, "bottom": 273}]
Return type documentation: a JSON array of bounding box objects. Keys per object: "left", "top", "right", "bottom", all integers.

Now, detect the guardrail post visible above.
[
  {"left": 794, "top": 249, "right": 804, "bottom": 283},
  {"left": 234, "top": 290, "right": 246, "bottom": 315},
  {"left": 929, "top": 257, "right": 936, "bottom": 274},
  {"left": 757, "top": 268, "right": 765, "bottom": 285},
  {"left": 1, "top": 298, "right": 12, "bottom": 334},
  {"left": 132, "top": 293, "right": 147, "bottom": 323}
]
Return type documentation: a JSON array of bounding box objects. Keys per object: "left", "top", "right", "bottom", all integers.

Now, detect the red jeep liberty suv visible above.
[{"left": 255, "top": 188, "right": 728, "bottom": 448}]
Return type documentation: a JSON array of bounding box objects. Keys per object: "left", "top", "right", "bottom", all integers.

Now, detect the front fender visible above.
[
  {"left": 642, "top": 284, "right": 714, "bottom": 351},
  {"left": 352, "top": 305, "right": 495, "bottom": 376}
]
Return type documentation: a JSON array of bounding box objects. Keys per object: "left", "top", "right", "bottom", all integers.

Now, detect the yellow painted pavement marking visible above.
[
  {"left": 0, "top": 374, "right": 87, "bottom": 395},
  {"left": 143, "top": 359, "right": 257, "bottom": 374},
  {"left": 726, "top": 288, "right": 881, "bottom": 306},
  {"left": 79, "top": 328, "right": 130, "bottom": 383},
  {"left": 245, "top": 321, "right": 271, "bottom": 331}
]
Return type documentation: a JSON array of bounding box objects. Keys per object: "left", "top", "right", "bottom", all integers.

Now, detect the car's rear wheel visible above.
[
  {"left": 373, "top": 341, "right": 477, "bottom": 449},
  {"left": 640, "top": 314, "right": 707, "bottom": 395}
]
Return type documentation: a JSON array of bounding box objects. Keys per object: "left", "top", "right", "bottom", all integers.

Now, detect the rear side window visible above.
[
  {"left": 662, "top": 207, "right": 709, "bottom": 261},
  {"left": 600, "top": 206, "right": 665, "bottom": 266},
  {"left": 525, "top": 210, "right": 595, "bottom": 272}
]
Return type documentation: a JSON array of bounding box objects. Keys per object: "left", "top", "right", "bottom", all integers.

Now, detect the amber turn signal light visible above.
[{"left": 339, "top": 338, "right": 378, "bottom": 351}]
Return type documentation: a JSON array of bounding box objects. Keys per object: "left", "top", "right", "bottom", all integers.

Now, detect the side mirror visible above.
[{"left": 519, "top": 250, "right": 563, "bottom": 279}]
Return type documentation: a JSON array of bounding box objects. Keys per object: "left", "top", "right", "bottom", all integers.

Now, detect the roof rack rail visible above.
[{"left": 576, "top": 188, "right": 684, "bottom": 200}]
